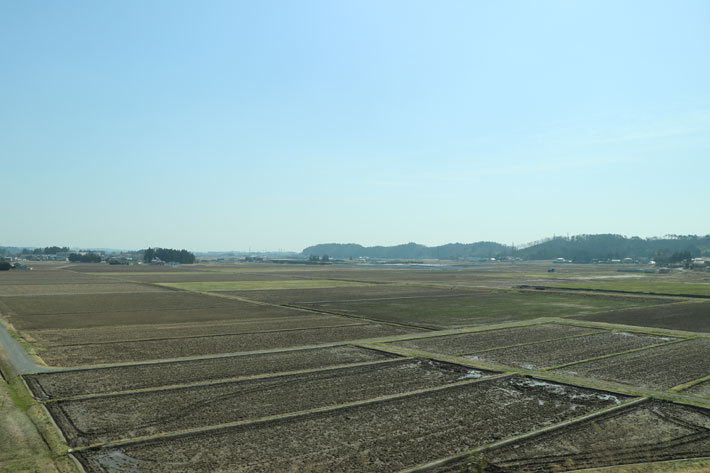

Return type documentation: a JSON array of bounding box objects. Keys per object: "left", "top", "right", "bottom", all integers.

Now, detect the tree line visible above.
[
  {"left": 143, "top": 248, "right": 196, "bottom": 264},
  {"left": 68, "top": 253, "right": 102, "bottom": 263}
]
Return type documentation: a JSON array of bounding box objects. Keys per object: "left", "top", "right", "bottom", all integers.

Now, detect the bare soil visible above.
[
  {"left": 297, "top": 291, "right": 658, "bottom": 329},
  {"left": 554, "top": 338, "right": 710, "bottom": 390},
  {"left": 75, "top": 375, "right": 627, "bottom": 473},
  {"left": 48, "top": 359, "right": 491, "bottom": 447},
  {"left": 686, "top": 380, "right": 710, "bottom": 398},
  {"left": 571, "top": 301, "right": 710, "bottom": 333},
  {"left": 469, "top": 331, "right": 676, "bottom": 369},
  {"left": 4, "top": 301, "right": 311, "bottom": 331},
  {"left": 37, "top": 324, "right": 419, "bottom": 366},
  {"left": 0, "top": 292, "right": 244, "bottom": 316},
  {"left": 24, "top": 345, "right": 397, "bottom": 400},
  {"left": 222, "top": 285, "right": 480, "bottom": 304},
  {"left": 390, "top": 323, "right": 601, "bottom": 355},
  {"left": 25, "top": 315, "right": 360, "bottom": 345},
  {"left": 478, "top": 401, "right": 710, "bottom": 472}
]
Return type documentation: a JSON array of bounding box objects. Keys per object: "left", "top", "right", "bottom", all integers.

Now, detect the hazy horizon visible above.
[
  {"left": 3, "top": 231, "right": 708, "bottom": 255},
  {"left": 3, "top": 1, "right": 709, "bottom": 251}
]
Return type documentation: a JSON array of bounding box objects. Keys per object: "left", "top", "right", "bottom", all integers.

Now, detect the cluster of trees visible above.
[
  {"left": 516, "top": 234, "right": 707, "bottom": 263},
  {"left": 0, "top": 261, "right": 12, "bottom": 271},
  {"left": 654, "top": 250, "right": 693, "bottom": 266},
  {"left": 143, "top": 248, "right": 196, "bottom": 264},
  {"left": 20, "top": 246, "right": 69, "bottom": 255},
  {"left": 68, "top": 253, "right": 102, "bottom": 263}
]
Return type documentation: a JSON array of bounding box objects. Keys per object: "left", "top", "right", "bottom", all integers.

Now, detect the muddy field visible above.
[
  {"left": 49, "top": 359, "right": 491, "bottom": 446},
  {"left": 222, "top": 284, "right": 479, "bottom": 304},
  {"left": 25, "top": 315, "right": 361, "bottom": 345},
  {"left": 38, "top": 323, "right": 420, "bottom": 366},
  {"left": 468, "top": 331, "right": 677, "bottom": 370},
  {"left": 554, "top": 338, "right": 710, "bottom": 390},
  {"left": 4, "top": 300, "right": 313, "bottom": 331},
  {"left": 571, "top": 301, "right": 710, "bottom": 333},
  {"left": 686, "top": 380, "right": 710, "bottom": 398},
  {"left": 0, "top": 282, "right": 165, "bottom": 296},
  {"left": 475, "top": 401, "right": 710, "bottom": 472},
  {"left": 297, "top": 291, "right": 662, "bottom": 328},
  {"left": 25, "top": 345, "right": 398, "bottom": 400},
  {"left": 390, "top": 323, "right": 601, "bottom": 355},
  {"left": 0, "top": 291, "right": 244, "bottom": 316},
  {"left": 75, "top": 376, "right": 628, "bottom": 473}
]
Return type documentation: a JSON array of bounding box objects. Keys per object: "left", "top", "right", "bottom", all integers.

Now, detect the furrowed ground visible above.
[{"left": 1, "top": 261, "right": 709, "bottom": 473}]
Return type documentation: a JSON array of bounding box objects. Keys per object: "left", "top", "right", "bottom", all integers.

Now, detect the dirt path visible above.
[{"left": 0, "top": 322, "right": 53, "bottom": 376}]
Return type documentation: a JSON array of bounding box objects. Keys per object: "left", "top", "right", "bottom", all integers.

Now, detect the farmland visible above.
[
  {"left": 293, "top": 290, "right": 667, "bottom": 329},
  {"left": 1, "top": 261, "right": 709, "bottom": 473},
  {"left": 571, "top": 300, "right": 710, "bottom": 332},
  {"left": 553, "top": 338, "right": 710, "bottom": 390}
]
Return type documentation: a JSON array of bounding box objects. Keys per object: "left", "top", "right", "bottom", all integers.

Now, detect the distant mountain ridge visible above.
[
  {"left": 302, "top": 234, "right": 710, "bottom": 262},
  {"left": 301, "top": 241, "right": 509, "bottom": 260}
]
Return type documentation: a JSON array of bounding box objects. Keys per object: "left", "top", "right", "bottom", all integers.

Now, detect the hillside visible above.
[
  {"left": 301, "top": 241, "right": 508, "bottom": 260},
  {"left": 302, "top": 234, "right": 710, "bottom": 262}
]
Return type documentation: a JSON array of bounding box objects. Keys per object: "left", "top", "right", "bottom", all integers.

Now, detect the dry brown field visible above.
[
  {"left": 467, "top": 331, "right": 678, "bottom": 370},
  {"left": 390, "top": 323, "right": 599, "bottom": 355},
  {"left": 553, "top": 338, "right": 710, "bottom": 390},
  {"left": 3, "top": 262, "right": 710, "bottom": 473},
  {"left": 475, "top": 401, "right": 710, "bottom": 473},
  {"left": 572, "top": 300, "right": 710, "bottom": 333},
  {"left": 25, "top": 345, "right": 398, "bottom": 399},
  {"left": 37, "top": 323, "right": 419, "bottom": 366},
  {"left": 47, "top": 359, "right": 491, "bottom": 447},
  {"left": 74, "top": 376, "right": 628, "bottom": 473}
]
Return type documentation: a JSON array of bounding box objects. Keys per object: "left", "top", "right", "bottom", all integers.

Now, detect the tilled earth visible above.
[
  {"left": 553, "top": 338, "right": 710, "bottom": 390},
  {"left": 25, "top": 315, "right": 363, "bottom": 345},
  {"left": 571, "top": 300, "right": 710, "bottom": 333},
  {"left": 468, "top": 331, "right": 677, "bottom": 369},
  {"left": 390, "top": 323, "right": 600, "bottom": 355},
  {"left": 36, "top": 323, "right": 420, "bottom": 366},
  {"left": 75, "top": 375, "right": 628, "bottom": 473},
  {"left": 24, "top": 345, "right": 399, "bottom": 400},
  {"left": 686, "top": 379, "right": 710, "bottom": 398},
  {"left": 49, "top": 359, "right": 491, "bottom": 446},
  {"left": 476, "top": 401, "right": 710, "bottom": 472}
]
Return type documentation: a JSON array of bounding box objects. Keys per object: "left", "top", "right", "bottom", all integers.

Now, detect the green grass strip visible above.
[{"left": 157, "top": 279, "right": 374, "bottom": 291}]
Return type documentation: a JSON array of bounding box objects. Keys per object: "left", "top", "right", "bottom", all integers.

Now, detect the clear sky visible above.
[{"left": 2, "top": 1, "right": 709, "bottom": 252}]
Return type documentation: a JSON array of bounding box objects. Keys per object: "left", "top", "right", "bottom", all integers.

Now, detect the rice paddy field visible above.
[{"left": 0, "top": 261, "right": 709, "bottom": 473}]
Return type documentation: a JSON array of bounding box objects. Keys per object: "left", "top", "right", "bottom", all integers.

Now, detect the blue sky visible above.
[{"left": 2, "top": 1, "right": 709, "bottom": 251}]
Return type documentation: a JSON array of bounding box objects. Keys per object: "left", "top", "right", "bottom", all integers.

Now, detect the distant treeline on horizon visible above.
[{"left": 302, "top": 234, "right": 710, "bottom": 263}]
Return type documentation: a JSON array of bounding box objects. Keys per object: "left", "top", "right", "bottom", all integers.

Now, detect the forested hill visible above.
[
  {"left": 301, "top": 242, "right": 509, "bottom": 260},
  {"left": 515, "top": 234, "right": 710, "bottom": 262},
  {"left": 302, "top": 235, "right": 710, "bottom": 262}
]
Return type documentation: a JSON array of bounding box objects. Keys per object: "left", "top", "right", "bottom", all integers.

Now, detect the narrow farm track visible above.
[{"left": 0, "top": 320, "right": 53, "bottom": 375}]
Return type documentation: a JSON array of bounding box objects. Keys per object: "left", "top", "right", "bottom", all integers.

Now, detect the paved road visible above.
[{"left": 0, "top": 323, "right": 53, "bottom": 375}]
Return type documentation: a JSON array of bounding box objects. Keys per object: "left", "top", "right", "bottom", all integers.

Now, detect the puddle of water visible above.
[
  {"left": 513, "top": 378, "right": 621, "bottom": 404},
  {"left": 457, "top": 369, "right": 486, "bottom": 380}
]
